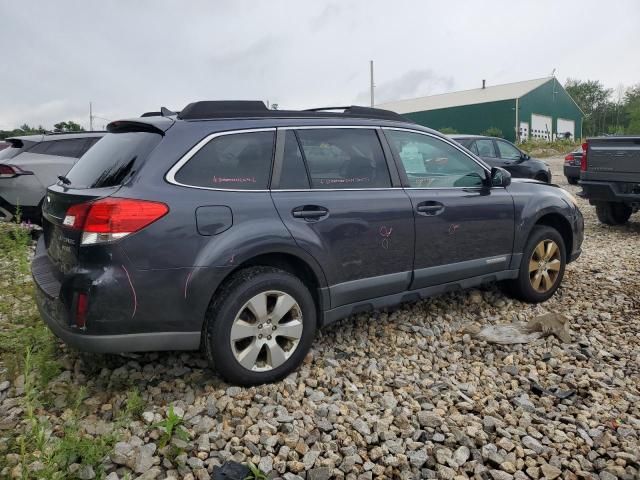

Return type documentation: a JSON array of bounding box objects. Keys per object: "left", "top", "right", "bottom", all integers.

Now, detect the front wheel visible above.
[
  {"left": 595, "top": 202, "right": 632, "bottom": 225},
  {"left": 203, "top": 266, "right": 316, "bottom": 386},
  {"left": 534, "top": 173, "right": 549, "bottom": 183},
  {"left": 504, "top": 226, "right": 566, "bottom": 303}
]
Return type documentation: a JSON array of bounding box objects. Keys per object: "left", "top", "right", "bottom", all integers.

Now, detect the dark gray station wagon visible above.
[{"left": 33, "top": 102, "right": 584, "bottom": 385}]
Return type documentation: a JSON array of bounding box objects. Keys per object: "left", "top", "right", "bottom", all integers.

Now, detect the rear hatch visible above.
[
  {"left": 41, "top": 130, "right": 162, "bottom": 274},
  {"left": 585, "top": 137, "right": 640, "bottom": 181}
]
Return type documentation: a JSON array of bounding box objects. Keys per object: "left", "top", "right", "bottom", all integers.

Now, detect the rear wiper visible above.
[{"left": 57, "top": 175, "right": 71, "bottom": 185}]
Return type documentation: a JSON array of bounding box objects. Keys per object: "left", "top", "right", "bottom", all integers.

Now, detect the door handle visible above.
[
  {"left": 292, "top": 206, "right": 329, "bottom": 220},
  {"left": 416, "top": 201, "right": 444, "bottom": 216}
]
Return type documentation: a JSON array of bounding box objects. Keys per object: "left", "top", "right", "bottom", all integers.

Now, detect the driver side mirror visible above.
[
  {"left": 490, "top": 167, "right": 511, "bottom": 187},
  {"left": 520, "top": 153, "right": 530, "bottom": 161}
]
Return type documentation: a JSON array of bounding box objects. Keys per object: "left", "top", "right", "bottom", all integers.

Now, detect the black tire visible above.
[
  {"left": 534, "top": 173, "right": 549, "bottom": 183},
  {"left": 505, "top": 225, "right": 566, "bottom": 303},
  {"left": 567, "top": 177, "right": 579, "bottom": 185},
  {"left": 203, "top": 266, "right": 316, "bottom": 386},
  {"left": 595, "top": 202, "right": 632, "bottom": 226}
]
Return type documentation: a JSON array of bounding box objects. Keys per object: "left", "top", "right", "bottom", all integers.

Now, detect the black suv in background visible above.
[
  {"left": 450, "top": 135, "right": 552, "bottom": 183},
  {"left": 32, "top": 102, "right": 583, "bottom": 385}
]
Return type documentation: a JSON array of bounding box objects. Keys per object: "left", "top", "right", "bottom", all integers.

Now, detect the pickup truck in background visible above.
[{"left": 580, "top": 136, "right": 640, "bottom": 225}]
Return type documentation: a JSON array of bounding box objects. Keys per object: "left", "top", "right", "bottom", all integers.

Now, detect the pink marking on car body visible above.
[{"left": 121, "top": 265, "right": 137, "bottom": 318}]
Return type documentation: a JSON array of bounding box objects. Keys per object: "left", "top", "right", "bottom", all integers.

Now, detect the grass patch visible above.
[
  {"left": 0, "top": 223, "right": 145, "bottom": 478},
  {"left": 519, "top": 138, "right": 580, "bottom": 158}
]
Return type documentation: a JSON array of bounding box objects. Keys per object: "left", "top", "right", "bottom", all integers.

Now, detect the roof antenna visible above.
[
  {"left": 550, "top": 68, "right": 556, "bottom": 77},
  {"left": 161, "top": 107, "right": 177, "bottom": 117}
]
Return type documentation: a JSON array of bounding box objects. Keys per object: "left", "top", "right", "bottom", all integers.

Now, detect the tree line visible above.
[
  {"left": 565, "top": 79, "right": 640, "bottom": 136},
  {"left": 0, "top": 121, "right": 84, "bottom": 140}
]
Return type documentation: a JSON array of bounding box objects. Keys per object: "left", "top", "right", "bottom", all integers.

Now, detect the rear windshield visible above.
[{"left": 65, "top": 132, "right": 161, "bottom": 188}]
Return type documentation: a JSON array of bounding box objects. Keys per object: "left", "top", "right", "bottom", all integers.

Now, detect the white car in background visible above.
[{"left": 0, "top": 132, "right": 104, "bottom": 223}]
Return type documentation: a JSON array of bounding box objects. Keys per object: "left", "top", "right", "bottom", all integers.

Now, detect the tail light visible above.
[
  {"left": 0, "top": 164, "right": 33, "bottom": 178},
  {"left": 564, "top": 153, "right": 574, "bottom": 164},
  {"left": 63, "top": 198, "right": 169, "bottom": 245},
  {"left": 581, "top": 142, "right": 588, "bottom": 172}
]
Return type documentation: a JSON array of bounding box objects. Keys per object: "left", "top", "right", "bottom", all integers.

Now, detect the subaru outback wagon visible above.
[{"left": 32, "top": 102, "right": 583, "bottom": 385}]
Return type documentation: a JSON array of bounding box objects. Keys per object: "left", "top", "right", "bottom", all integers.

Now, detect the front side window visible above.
[
  {"left": 475, "top": 139, "right": 497, "bottom": 158},
  {"left": 175, "top": 131, "right": 275, "bottom": 190},
  {"left": 296, "top": 129, "right": 391, "bottom": 189},
  {"left": 496, "top": 140, "right": 522, "bottom": 160},
  {"left": 385, "top": 130, "right": 486, "bottom": 188}
]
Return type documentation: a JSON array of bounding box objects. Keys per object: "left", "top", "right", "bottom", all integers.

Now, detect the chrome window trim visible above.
[
  {"left": 165, "top": 125, "right": 500, "bottom": 193},
  {"left": 165, "top": 127, "right": 276, "bottom": 192}
]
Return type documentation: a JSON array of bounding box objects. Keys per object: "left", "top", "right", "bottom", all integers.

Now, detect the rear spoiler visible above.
[{"left": 107, "top": 116, "right": 174, "bottom": 135}]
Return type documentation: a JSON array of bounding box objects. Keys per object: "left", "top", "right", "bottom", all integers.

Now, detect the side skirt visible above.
[{"left": 320, "top": 269, "right": 519, "bottom": 327}]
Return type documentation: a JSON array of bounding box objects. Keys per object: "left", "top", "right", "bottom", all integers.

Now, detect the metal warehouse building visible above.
[{"left": 378, "top": 77, "right": 584, "bottom": 142}]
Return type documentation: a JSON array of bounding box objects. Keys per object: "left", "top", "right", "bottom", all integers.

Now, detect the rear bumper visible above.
[
  {"left": 31, "top": 236, "right": 216, "bottom": 353},
  {"left": 35, "top": 285, "right": 200, "bottom": 352},
  {"left": 563, "top": 165, "right": 580, "bottom": 179},
  {"left": 579, "top": 180, "right": 640, "bottom": 205}
]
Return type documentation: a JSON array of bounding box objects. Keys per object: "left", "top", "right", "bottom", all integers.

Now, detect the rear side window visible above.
[
  {"left": 175, "top": 131, "right": 275, "bottom": 190},
  {"left": 475, "top": 139, "right": 497, "bottom": 158},
  {"left": 296, "top": 129, "right": 391, "bottom": 189},
  {"left": 66, "top": 132, "right": 161, "bottom": 188}
]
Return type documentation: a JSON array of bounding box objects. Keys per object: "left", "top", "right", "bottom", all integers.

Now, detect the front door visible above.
[
  {"left": 383, "top": 128, "right": 515, "bottom": 290},
  {"left": 271, "top": 128, "right": 415, "bottom": 308}
]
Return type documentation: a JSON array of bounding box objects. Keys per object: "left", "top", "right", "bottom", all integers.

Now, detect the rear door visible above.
[
  {"left": 383, "top": 128, "right": 515, "bottom": 289},
  {"left": 271, "top": 127, "right": 415, "bottom": 308},
  {"left": 472, "top": 138, "right": 503, "bottom": 169}
]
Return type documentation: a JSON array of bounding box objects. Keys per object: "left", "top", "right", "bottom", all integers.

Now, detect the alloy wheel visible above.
[
  {"left": 528, "top": 239, "right": 561, "bottom": 293},
  {"left": 229, "top": 290, "right": 303, "bottom": 371}
]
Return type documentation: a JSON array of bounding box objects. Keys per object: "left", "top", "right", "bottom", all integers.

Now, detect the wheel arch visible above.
[{"left": 531, "top": 212, "right": 573, "bottom": 257}]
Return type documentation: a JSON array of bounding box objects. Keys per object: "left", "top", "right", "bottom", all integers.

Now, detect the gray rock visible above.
[
  {"left": 352, "top": 418, "right": 371, "bottom": 436},
  {"left": 303, "top": 450, "right": 320, "bottom": 469},
  {"left": 77, "top": 465, "right": 96, "bottom": 480},
  {"left": 540, "top": 464, "right": 561, "bottom": 480},
  {"left": 489, "top": 470, "right": 514, "bottom": 480},
  {"left": 308, "top": 467, "right": 332, "bottom": 480},
  {"left": 418, "top": 411, "right": 443, "bottom": 428},
  {"left": 452, "top": 446, "right": 470, "bottom": 467},
  {"left": 408, "top": 449, "right": 428, "bottom": 467},
  {"left": 521, "top": 435, "right": 547, "bottom": 455},
  {"left": 134, "top": 444, "right": 157, "bottom": 473},
  {"left": 258, "top": 456, "right": 273, "bottom": 474}
]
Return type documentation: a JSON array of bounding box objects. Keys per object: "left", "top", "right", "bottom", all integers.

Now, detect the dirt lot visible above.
[{"left": 0, "top": 155, "right": 638, "bottom": 480}]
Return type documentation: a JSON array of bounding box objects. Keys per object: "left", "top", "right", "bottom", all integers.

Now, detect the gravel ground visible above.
[{"left": 1, "top": 155, "right": 639, "bottom": 480}]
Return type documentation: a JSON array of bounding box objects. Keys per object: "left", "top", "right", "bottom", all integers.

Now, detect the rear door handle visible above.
[
  {"left": 416, "top": 201, "right": 444, "bottom": 216},
  {"left": 292, "top": 205, "right": 329, "bottom": 220}
]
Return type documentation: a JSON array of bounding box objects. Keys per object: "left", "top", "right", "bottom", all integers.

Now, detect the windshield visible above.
[{"left": 65, "top": 132, "right": 161, "bottom": 188}]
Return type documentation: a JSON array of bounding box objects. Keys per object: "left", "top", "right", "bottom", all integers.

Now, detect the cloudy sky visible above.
[{"left": 1, "top": 0, "right": 638, "bottom": 130}]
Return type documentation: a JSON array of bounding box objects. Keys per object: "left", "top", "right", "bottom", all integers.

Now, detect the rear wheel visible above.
[
  {"left": 595, "top": 202, "right": 632, "bottom": 225},
  {"left": 505, "top": 226, "right": 566, "bottom": 303},
  {"left": 566, "top": 177, "right": 579, "bottom": 185},
  {"left": 203, "top": 266, "right": 316, "bottom": 386}
]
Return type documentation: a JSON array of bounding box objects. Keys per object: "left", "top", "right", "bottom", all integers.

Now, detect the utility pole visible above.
[
  {"left": 89, "top": 102, "right": 93, "bottom": 130},
  {"left": 370, "top": 60, "right": 375, "bottom": 107}
]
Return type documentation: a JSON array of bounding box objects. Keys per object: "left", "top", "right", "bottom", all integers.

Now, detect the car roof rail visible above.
[
  {"left": 175, "top": 100, "right": 412, "bottom": 123},
  {"left": 304, "top": 105, "right": 411, "bottom": 122},
  {"left": 178, "top": 101, "right": 269, "bottom": 120}
]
